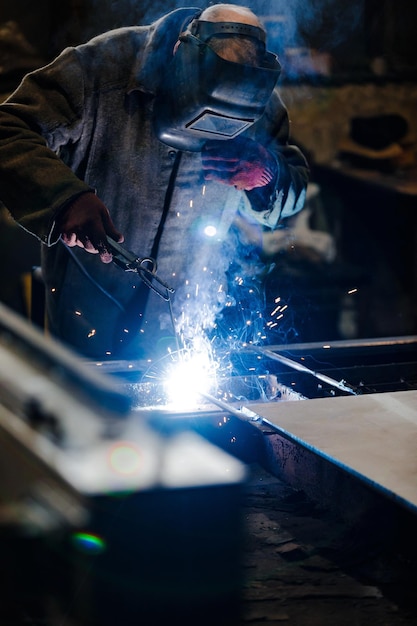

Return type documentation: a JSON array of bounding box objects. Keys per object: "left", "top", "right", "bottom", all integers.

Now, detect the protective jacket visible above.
[{"left": 0, "top": 7, "right": 309, "bottom": 360}]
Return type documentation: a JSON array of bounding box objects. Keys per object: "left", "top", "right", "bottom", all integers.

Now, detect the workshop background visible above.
[{"left": 1, "top": 0, "right": 416, "bottom": 343}]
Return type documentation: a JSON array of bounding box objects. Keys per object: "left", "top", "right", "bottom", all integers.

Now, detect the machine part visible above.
[
  {"left": 0, "top": 302, "right": 247, "bottom": 625},
  {"left": 0, "top": 301, "right": 131, "bottom": 417}
]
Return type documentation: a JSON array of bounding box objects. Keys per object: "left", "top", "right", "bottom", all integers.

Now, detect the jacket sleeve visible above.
[
  {"left": 242, "top": 88, "right": 309, "bottom": 230},
  {"left": 0, "top": 48, "right": 93, "bottom": 244}
]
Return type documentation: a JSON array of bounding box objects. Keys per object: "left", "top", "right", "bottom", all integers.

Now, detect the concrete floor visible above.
[{"left": 241, "top": 463, "right": 417, "bottom": 625}]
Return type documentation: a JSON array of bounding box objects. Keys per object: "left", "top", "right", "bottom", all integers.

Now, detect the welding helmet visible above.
[{"left": 153, "top": 18, "right": 281, "bottom": 151}]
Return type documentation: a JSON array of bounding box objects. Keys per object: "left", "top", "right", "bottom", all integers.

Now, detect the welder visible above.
[{"left": 0, "top": 3, "right": 309, "bottom": 361}]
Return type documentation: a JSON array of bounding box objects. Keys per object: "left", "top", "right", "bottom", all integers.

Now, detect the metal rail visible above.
[{"left": 242, "top": 344, "right": 358, "bottom": 395}]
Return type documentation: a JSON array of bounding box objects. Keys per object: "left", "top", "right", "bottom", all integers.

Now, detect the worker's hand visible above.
[
  {"left": 55, "top": 192, "right": 124, "bottom": 263},
  {"left": 202, "top": 137, "right": 278, "bottom": 191}
]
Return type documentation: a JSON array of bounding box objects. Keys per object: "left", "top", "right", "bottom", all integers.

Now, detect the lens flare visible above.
[
  {"left": 72, "top": 532, "right": 106, "bottom": 555},
  {"left": 108, "top": 442, "right": 142, "bottom": 476}
]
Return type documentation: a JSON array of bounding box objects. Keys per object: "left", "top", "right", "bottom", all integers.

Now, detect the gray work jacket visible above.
[{"left": 0, "top": 8, "right": 309, "bottom": 360}]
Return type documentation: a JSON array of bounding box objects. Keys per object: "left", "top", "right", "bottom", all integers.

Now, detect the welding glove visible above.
[
  {"left": 55, "top": 191, "right": 124, "bottom": 263},
  {"left": 201, "top": 136, "right": 278, "bottom": 191}
]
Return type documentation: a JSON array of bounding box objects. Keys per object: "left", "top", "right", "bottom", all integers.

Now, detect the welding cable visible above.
[
  {"left": 149, "top": 151, "right": 183, "bottom": 260},
  {"left": 63, "top": 243, "right": 126, "bottom": 312}
]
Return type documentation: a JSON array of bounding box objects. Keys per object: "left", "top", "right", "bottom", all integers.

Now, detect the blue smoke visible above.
[{"left": 78, "top": 0, "right": 364, "bottom": 53}]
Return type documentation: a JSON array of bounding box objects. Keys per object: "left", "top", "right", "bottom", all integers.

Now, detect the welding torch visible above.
[
  {"left": 105, "top": 236, "right": 184, "bottom": 354},
  {"left": 106, "top": 236, "right": 175, "bottom": 301}
]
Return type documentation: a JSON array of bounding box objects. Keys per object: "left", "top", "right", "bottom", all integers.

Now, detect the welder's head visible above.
[{"left": 153, "top": 4, "right": 281, "bottom": 151}]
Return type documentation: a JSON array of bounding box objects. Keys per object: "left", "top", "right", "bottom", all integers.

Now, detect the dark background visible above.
[{"left": 1, "top": 0, "right": 416, "bottom": 81}]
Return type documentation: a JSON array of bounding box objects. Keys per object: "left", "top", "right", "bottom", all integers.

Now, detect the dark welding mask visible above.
[{"left": 153, "top": 19, "right": 281, "bottom": 151}]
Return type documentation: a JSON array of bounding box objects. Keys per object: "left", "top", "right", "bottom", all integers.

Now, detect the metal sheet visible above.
[{"left": 248, "top": 389, "right": 417, "bottom": 514}]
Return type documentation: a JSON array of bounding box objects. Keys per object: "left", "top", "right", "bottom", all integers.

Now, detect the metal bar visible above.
[
  {"left": 198, "top": 391, "right": 264, "bottom": 423},
  {"left": 242, "top": 344, "right": 358, "bottom": 395},
  {"left": 265, "top": 335, "right": 417, "bottom": 352}
]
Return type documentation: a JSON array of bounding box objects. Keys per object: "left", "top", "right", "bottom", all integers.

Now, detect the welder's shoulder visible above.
[
  {"left": 75, "top": 27, "right": 148, "bottom": 66},
  {"left": 66, "top": 8, "right": 199, "bottom": 89},
  {"left": 76, "top": 7, "right": 199, "bottom": 62}
]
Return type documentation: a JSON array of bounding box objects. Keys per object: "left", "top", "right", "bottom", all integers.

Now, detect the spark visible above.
[
  {"left": 348, "top": 288, "right": 358, "bottom": 294},
  {"left": 137, "top": 272, "right": 297, "bottom": 408}
]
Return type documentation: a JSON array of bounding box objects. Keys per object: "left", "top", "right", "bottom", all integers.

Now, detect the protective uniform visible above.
[{"left": 0, "top": 7, "right": 308, "bottom": 360}]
